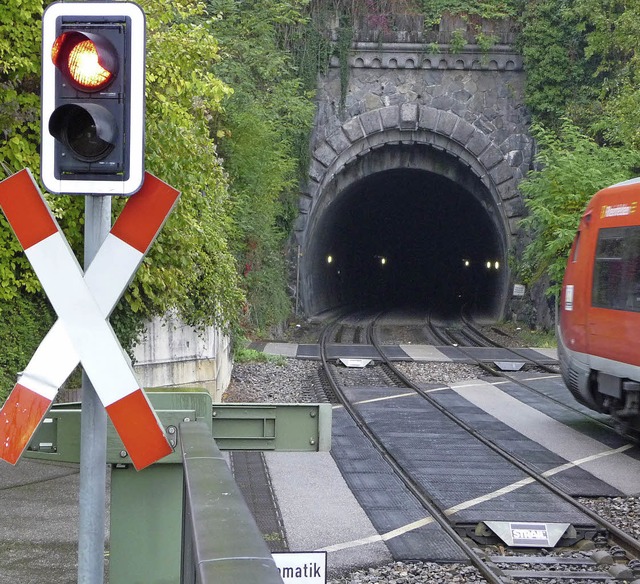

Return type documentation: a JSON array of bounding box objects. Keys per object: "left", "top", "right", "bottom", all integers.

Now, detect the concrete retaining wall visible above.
[{"left": 132, "top": 314, "right": 232, "bottom": 403}]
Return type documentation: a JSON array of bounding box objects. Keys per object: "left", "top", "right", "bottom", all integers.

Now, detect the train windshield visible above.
[{"left": 592, "top": 226, "right": 640, "bottom": 311}]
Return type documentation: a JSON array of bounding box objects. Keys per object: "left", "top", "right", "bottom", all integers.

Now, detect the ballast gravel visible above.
[
  {"left": 223, "top": 359, "right": 325, "bottom": 403},
  {"left": 327, "top": 561, "right": 485, "bottom": 583},
  {"left": 224, "top": 357, "right": 640, "bottom": 583}
]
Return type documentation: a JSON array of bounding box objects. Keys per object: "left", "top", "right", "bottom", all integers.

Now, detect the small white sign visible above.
[
  {"left": 273, "top": 552, "right": 327, "bottom": 583},
  {"left": 510, "top": 522, "right": 551, "bottom": 547},
  {"left": 513, "top": 284, "right": 526, "bottom": 297}
]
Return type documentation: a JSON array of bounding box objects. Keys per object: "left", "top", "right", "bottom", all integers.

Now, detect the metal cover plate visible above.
[
  {"left": 494, "top": 361, "right": 526, "bottom": 371},
  {"left": 484, "top": 521, "right": 570, "bottom": 547},
  {"left": 338, "top": 358, "right": 372, "bottom": 368}
]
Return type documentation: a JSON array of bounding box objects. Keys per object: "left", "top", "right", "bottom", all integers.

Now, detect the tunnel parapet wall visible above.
[
  {"left": 296, "top": 42, "right": 532, "bottom": 246},
  {"left": 295, "top": 36, "right": 533, "bottom": 318}
]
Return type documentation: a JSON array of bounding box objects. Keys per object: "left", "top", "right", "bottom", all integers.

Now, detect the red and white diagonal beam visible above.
[{"left": 0, "top": 169, "right": 179, "bottom": 469}]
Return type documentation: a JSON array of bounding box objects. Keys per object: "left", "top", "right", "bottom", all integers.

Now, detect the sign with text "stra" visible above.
[{"left": 0, "top": 169, "right": 180, "bottom": 469}]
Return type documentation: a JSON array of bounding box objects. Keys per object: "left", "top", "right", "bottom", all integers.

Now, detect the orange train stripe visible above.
[{"left": 0, "top": 384, "right": 53, "bottom": 465}]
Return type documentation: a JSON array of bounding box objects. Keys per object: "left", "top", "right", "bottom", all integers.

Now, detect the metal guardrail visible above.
[
  {"left": 23, "top": 393, "right": 330, "bottom": 582},
  {"left": 179, "top": 422, "right": 284, "bottom": 584},
  {"left": 211, "top": 402, "right": 332, "bottom": 451}
]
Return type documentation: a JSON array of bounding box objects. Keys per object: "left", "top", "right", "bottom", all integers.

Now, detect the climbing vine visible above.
[{"left": 286, "top": 0, "right": 520, "bottom": 109}]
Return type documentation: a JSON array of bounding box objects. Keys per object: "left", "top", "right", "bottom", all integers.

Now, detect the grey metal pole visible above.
[{"left": 78, "top": 194, "right": 111, "bottom": 584}]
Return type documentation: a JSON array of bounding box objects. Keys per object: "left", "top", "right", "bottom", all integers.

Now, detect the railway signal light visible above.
[{"left": 41, "top": 2, "right": 146, "bottom": 195}]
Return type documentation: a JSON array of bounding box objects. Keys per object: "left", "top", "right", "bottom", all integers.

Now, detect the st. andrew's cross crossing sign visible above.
[{"left": 0, "top": 169, "right": 180, "bottom": 469}]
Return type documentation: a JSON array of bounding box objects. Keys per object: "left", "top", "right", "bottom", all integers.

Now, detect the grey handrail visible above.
[{"left": 179, "top": 422, "right": 284, "bottom": 584}]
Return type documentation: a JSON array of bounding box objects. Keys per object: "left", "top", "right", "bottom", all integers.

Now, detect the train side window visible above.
[
  {"left": 571, "top": 232, "right": 581, "bottom": 263},
  {"left": 592, "top": 226, "right": 640, "bottom": 311}
]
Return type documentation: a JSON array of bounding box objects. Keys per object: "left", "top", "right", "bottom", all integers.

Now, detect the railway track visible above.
[
  {"left": 320, "top": 312, "right": 640, "bottom": 583},
  {"left": 430, "top": 311, "right": 640, "bottom": 444}
]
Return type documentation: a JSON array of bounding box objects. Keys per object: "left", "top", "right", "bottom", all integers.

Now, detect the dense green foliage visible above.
[
  {"left": 0, "top": 293, "right": 55, "bottom": 403},
  {"left": 516, "top": 0, "right": 640, "bottom": 296},
  {"left": 420, "top": 0, "right": 517, "bottom": 23},
  {"left": 0, "top": 0, "right": 314, "bottom": 400},
  {"left": 517, "top": 0, "right": 596, "bottom": 127},
  {"left": 135, "top": 0, "right": 243, "bottom": 331},
  {"left": 0, "top": 0, "right": 243, "bottom": 332},
  {"left": 518, "top": 120, "right": 640, "bottom": 297},
  {"left": 0, "top": 0, "right": 44, "bottom": 301},
  {"left": 207, "top": 0, "right": 315, "bottom": 333},
  {"left": 0, "top": 0, "right": 247, "bottom": 401}
]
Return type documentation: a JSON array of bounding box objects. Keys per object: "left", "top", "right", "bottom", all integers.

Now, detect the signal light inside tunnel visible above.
[{"left": 41, "top": 2, "right": 145, "bottom": 195}]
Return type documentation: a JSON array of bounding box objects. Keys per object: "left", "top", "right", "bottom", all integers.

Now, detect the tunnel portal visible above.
[{"left": 300, "top": 144, "right": 509, "bottom": 320}]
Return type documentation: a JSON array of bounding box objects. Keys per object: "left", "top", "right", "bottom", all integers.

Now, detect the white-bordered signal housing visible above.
[{"left": 41, "top": 2, "right": 145, "bottom": 195}]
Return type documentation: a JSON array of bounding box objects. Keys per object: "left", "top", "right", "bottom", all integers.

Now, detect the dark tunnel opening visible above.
[{"left": 302, "top": 164, "right": 509, "bottom": 320}]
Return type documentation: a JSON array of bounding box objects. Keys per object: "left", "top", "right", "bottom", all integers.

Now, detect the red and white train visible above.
[{"left": 558, "top": 177, "right": 640, "bottom": 430}]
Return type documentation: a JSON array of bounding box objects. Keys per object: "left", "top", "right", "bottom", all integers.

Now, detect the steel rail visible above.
[
  {"left": 457, "top": 312, "right": 640, "bottom": 444},
  {"left": 320, "top": 318, "right": 507, "bottom": 584},
  {"left": 368, "top": 316, "right": 640, "bottom": 559},
  {"left": 460, "top": 309, "right": 560, "bottom": 374}
]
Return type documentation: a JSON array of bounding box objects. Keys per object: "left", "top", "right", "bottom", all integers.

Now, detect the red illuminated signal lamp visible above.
[
  {"left": 51, "top": 31, "right": 118, "bottom": 91},
  {"left": 41, "top": 2, "right": 146, "bottom": 196},
  {"left": 49, "top": 31, "right": 120, "bottom": 163}
]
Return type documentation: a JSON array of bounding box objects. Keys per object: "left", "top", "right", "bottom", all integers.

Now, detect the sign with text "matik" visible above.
[{"left": 273, "top": 552, "right": 327, "bottom": 583}]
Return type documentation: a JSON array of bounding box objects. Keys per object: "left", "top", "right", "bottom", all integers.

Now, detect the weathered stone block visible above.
[
  {"left": 380, "top": 105, "right": 400, "bottom": 129},
  {"left": 418, "top": 106, "right": 438, "bottom": 130},
  {"left": 489, "top": 160, "right": 514, "bottom": 185},
  {"left": 503, "top": 195, "right": 524, "bottom": 217},
  {"left": 293, "top": 213, "right": 307, "bottom": 233},
  {"left": 325, "top": 129, "right": 351, "bottom": 155},
  {"left": 314, "top": 142, "right": 336, "bottom": 167},
  {"left": 364, "top": 92, "right": 384, "bottom": 111},
  {"left": 342, "top": 117, "right": 365, "bottom": 142},
  {"left": 298, "top": 194, "right": 312, "bottom": 213},
  {"left": 360, "top": 109, "right": 383, "bottom": 134},
  {"left": 309, "top": 159, "right": 326, "bottom": 182},
  {"left": 506, "top": 150, "right": 523, "bottom": 167},
  {"left": 436, "top": 110, "right": 458, "bottom": 136},
  {"left": 466, "top": 131, "right": 490, "bottom": 156},
  {"left": 451, "top": 120, "right": 475, "bottom": 144},
  {"left": 400, "top": 102, "right": 418, "bottom": 129},
  {"left": 479, "top": 145, "right": 504, "bottom": 170},
  {"left": 431, "top": 95, "right": 455, "bottom": 110}
]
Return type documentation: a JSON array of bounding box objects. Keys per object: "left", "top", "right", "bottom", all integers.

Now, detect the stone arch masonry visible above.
[{"left": 295, "top": 42, "right": 533, "bottom": 248}]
